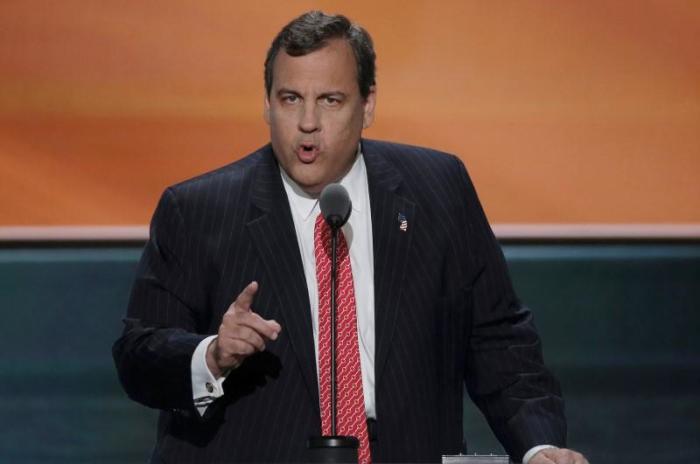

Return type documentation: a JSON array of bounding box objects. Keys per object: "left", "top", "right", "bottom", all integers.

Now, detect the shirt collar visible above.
[{"left": 280, "top": 144, "right": 366, "bottom": 223}]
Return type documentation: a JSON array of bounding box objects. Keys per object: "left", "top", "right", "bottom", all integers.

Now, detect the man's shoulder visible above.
[
  {"left": 362, "top": 138, "right": 465, "bottom": 179},
  {"left": 363, "top": 139, "right": 458, "bottom": 161}
]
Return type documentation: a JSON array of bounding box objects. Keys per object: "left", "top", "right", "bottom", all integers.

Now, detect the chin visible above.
[{"left": 287, "top": 171, "right": 323, "bottom": 194}]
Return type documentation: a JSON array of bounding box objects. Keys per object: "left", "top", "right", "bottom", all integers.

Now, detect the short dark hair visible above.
[{"left": 264, "top": 11, "right": 376, "bottom": 99}]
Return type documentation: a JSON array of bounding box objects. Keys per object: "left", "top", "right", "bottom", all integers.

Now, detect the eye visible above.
[
  {"left": 282, "top": 94, "right": 300, "bottom": 104},
  {"left": 322, "top": 96, "right": 341, "bottom": 107}
]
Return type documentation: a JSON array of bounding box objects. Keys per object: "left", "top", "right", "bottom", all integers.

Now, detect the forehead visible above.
[{"left": 271, "top": 39, "right": 359, "bottom": 92}]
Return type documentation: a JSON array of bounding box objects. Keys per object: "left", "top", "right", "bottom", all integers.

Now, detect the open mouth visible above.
[{"left": 297, "top": 143, "right": 319, "bottom": 163}]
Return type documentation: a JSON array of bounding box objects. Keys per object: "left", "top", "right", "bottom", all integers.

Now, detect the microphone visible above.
[{"left": 320, "top": 183, "right": 352, "bottom": 230}]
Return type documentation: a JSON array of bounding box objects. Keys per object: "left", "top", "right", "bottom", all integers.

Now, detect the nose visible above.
[{"left": 298, "top": 101, "right": 319, "bottom": 133}]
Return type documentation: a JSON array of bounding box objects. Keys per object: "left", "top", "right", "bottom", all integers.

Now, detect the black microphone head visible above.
[{"left": 319, "top": 183, "right": 352, "bottom": 230}]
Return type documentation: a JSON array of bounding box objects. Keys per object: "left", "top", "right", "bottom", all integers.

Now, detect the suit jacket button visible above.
[{"left": 206, "top": 382, "right": 214, "bottom": 393}]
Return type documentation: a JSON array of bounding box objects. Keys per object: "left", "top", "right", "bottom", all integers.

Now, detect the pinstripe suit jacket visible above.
[{"left": 113, "top": 139, "right": 566, "bottom": 463}]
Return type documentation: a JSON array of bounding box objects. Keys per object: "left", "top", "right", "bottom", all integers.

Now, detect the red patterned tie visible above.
[{"left": 315, "top": 213, "right": 371, "bottom": 464}]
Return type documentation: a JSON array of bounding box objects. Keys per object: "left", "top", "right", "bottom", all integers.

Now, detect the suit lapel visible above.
[
  {"left": 246, "top": 146, "right": 319, "bottom": 415},
  {"left": 363, "top": 142, "right": 416, "bottom": 386}
]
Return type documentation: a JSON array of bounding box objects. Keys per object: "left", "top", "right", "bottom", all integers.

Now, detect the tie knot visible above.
[{"left": 315, "top": 212, "right": 329, "bottom": 232}]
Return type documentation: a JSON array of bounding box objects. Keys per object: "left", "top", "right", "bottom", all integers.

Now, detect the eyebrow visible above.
[
  {"left": 275, "top": 88, "right": 348, "bottom": 99},
  {"left": 276, "top": 88, "right": 300, "bottom": 97},
  {"left": 318, "top": 91, "right": 347, "bottom": 99}
]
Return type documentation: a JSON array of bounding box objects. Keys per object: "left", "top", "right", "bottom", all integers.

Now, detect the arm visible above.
[
  {"left": 112, "top": 188, "right": 208, "bottom": 410},
  {"left": 112, "top": 189, "right": 281, "bottom": 413},
  {"left": 453, "top": 157, "right": 567, "bottom": 461}
]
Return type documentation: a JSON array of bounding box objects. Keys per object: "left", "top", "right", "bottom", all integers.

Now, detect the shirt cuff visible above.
[
  {"left": 191, "top": 335, "right": 227, "bottom": 416},
  {"left": 522, "top": 445, "right": 558, "bottom": 464}
]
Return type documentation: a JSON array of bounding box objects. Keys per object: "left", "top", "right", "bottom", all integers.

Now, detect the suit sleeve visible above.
[
  {"left": 453, "top": 157, "right": 567, "bottom": 460},
  {"left": 112, "top": 188, "right": 209, "bottom": 411}
]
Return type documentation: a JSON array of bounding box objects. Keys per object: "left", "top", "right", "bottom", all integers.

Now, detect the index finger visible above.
[{"left": 235, "top": 281, "right": 258, "bottom": 312}]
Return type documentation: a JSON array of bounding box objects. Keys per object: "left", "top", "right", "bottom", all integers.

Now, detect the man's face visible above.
[{"left": 264, "top": 39, "right": 376, "bottom": 195}]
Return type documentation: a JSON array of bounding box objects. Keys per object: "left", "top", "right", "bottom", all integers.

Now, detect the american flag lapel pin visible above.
[{"left": 397, "top": 212, "right": 408, "bottom": 232}]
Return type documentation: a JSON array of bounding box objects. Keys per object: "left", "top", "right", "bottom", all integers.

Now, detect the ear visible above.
[
  {"left": 362, "top": 85, "right": 377, "bottom": 129},
  {"left": 263, "top": 93, "right": 271, "bottom": 126}
]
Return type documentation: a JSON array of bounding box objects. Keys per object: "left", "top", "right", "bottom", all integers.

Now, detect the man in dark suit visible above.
[{"left": 113, "top": 11, "right": 588, "bottom": 464}]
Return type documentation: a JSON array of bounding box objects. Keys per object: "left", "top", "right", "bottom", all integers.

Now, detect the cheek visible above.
[
  {"left": 269, "top": 105, "right": 299, "bottom": 127},
  {"left": 324, "top": 108, "right": 364, "bottom": 137},
  {"left": 269, "top": 113, "right": 297, "bottom": 142}
]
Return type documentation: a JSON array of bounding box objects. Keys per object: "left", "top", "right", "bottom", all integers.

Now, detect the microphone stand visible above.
[
  {"left": 330, "top": 228, "right": 338, "bottom": 435},
  {"left": 308, "top": 225, "right": 359, "bottom": 463}
]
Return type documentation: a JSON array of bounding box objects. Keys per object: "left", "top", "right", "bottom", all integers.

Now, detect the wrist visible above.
[
  {"left": 523, "top": 445, "right": 558, "bottom": 464},
  {"left": 205, "top": 338, "right": 223, "bottom": 378}
]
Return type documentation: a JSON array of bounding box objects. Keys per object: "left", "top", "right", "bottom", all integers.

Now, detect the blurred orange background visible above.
[{"left": 1, "top": 0, "right": 698, "bottom": 226}]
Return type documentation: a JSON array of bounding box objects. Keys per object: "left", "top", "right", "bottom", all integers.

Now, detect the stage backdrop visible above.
[{"left": 1, "top": 0, "right": 698, "bottom": 226}]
